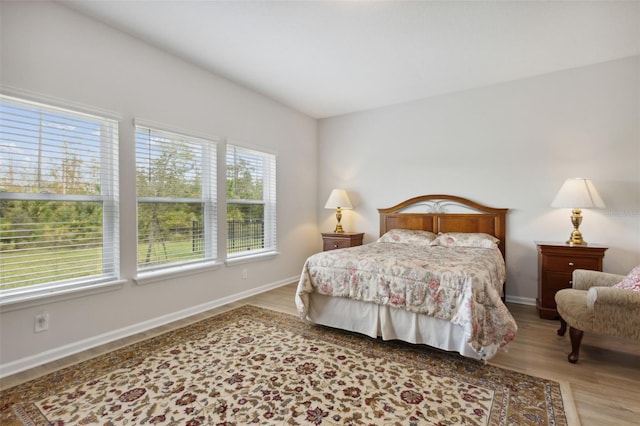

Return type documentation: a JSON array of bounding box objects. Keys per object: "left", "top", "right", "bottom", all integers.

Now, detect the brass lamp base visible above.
[
  {"left": 566, "top": 231, "right": 587, "bottom": 246},
  {"left": 566, "top": 208, "right": 588, "bottom": 246},
  {"left": 333, "top": 207, "right": 345, "bottom": 233}
]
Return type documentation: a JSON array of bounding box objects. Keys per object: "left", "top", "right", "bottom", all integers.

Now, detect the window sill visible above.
[
  {"left": 135, "top": 261, "right": 223, "bottom": 286},
  {"left": 0, "top": 279, "right": 127, "bottom": 313},
  {"left": 225, "top": 250, "right": 279, "bottom": 266}
]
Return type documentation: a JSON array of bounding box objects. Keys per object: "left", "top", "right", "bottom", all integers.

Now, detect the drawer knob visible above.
[
  {"left": 569, "top": 280, "right": 573, "bottom": 285},
  {"left": 568, "top": 262, "right": 574, "bottom": 266},
  {"left": 334, "top": 244, "right": 338, "bottom": 248}
]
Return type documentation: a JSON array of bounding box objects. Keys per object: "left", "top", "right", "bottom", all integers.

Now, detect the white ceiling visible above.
[{"left": 59, "top": 1, "right": 640, "bottom": 119}]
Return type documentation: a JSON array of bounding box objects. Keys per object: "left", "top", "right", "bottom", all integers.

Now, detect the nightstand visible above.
[
  {"left": 536, "top": 242, "right": 607, "bottom": 319},
  {"left": 322, "top": 232, "right": 364, "bottom": 251}
]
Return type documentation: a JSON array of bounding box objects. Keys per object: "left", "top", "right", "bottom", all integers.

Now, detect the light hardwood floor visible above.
[{"left": 2, "top": 283, "right": 639, "bottom": 425}]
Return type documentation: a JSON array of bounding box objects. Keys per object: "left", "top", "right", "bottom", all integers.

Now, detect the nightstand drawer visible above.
[
  {"left": 545, "top": 256, "right": 600, "bottom": 272},
  {"left": 541, "top": 272, "right": 573, "bottom": 306},
  {"left": 321, "top": 232, "right": 364, "bottom": 251},
  {"left": 323, "top": 238, "right": 352, "bottom": 251}
]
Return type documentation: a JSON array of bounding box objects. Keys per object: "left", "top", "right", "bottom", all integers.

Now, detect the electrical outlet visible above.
[
  {"left": 34, "top": 312, "right": 50, "bottom": 333},
  {"left": 242, "top": 268, "right": 248, "bottom": 280}
]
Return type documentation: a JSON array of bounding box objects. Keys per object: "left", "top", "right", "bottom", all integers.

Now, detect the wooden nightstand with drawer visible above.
[
  {"left": 536, "top": 242, "right": 607, "bottom": 319},
  {"left": 322, "top": 232, "right": 364, "bottom": 251}
]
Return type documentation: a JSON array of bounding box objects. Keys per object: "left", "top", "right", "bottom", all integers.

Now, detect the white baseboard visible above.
[
  {"left": 505, "top": 295, "right": 536, "bottom": 306},
  {"left": 0, "top": 276, "right": 298, "bottom": 379}
]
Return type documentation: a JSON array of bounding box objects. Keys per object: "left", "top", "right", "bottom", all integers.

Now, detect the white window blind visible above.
[
  {"left": 0, "top": 95, "right": 119, "bottom": 293},
  {"left": 226, "top": 144, "right": 276, "bottom": 257},
  {"left": 135, "top": 125, "right": 217, "bottom": 271}
]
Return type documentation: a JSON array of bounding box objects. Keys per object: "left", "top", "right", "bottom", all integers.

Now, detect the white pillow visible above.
[
  {"left": 430, "top": 232, "right": 499, "bottom": 249},
  {"left": 377, "top": 229, "right": 437, "bottom": 247}
]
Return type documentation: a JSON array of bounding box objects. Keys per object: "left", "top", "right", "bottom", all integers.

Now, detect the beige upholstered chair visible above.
[{"left": 554, "top": 269, "right": 640, "bottom": 363}]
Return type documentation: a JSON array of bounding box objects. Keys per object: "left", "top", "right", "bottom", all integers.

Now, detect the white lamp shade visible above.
[
  {"left": 324, "top": 189, "right": 353, "bottom": 209},
  {"left": 551, "top": 178, "right": 605, "bottom": 208}
]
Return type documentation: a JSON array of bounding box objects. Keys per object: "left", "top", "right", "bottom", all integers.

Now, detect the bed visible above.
[{"left": 295, "top": 194, "right": 517, "bottom": 361}]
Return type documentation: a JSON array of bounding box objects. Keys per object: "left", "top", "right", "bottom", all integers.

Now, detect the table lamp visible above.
[
  {"left": 551, "top": 178, "right": 605, "bottom": 245},
  {"left": 324, "top": 189, "right": 352, "bottom": 233}
]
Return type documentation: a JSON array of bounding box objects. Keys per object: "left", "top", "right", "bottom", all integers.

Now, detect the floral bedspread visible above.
[{"left": 295, "top": 242, "right": 517, "bottom": 360}]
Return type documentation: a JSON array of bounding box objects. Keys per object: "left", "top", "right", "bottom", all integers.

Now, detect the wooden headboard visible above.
[{"left": 378, "top": 194, "right": 508, "bottom": 259}]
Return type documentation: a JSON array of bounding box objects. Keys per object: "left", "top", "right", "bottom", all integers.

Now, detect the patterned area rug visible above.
[{"left": 1, "top": 305, "right": 574, "bottom": 425}]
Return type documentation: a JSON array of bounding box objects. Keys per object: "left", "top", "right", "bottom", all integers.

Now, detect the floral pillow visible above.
[
  {"left": 430, "top": 232, "right": 500, "bottom": 249},
  {"left": 613, "top": 265, "right": 640, "bottom": 292},
  {"left": 377, "top": 229, "right": 437, "bottom": 246}
]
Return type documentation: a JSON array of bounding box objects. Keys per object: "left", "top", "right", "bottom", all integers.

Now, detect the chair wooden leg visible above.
[
  {"left": 568, "top": 326, "right": 584, "bottom": 364},
  {"left": 557, "top": 315, "right": 567, "bottom": 336}
]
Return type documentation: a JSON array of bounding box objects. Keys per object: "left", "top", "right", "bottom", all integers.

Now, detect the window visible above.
[
  {"left": 0, "top": 95, "right": 119, "bottom": 295},
  {"left": 135, "top": 124, "right": 217, "bottom": 272},
  {"left": 226, "top": 144, "right": 276, "bottom": 257}
]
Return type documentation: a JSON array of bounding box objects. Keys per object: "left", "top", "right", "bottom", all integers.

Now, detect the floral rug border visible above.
[{"left": 1, "top": 305, "right": 574, "bottom": 425}]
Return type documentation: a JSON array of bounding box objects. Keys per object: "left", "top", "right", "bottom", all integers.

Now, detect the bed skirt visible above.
[{"left": 306, "top": 293, "right": 481, "bottom": 360}]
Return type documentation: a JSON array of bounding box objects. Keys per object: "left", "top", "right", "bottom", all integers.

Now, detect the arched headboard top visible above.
[{"left": 378, "top": 194, "right": 508, "bottom": 259}]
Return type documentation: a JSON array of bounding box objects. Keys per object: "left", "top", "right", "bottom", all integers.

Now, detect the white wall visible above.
[
  {"left": 0, "top": 1, "right": 318, "bottom": 373},
  {"left": 318, "top": 55, "right": 640, "bottom": 304}
]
